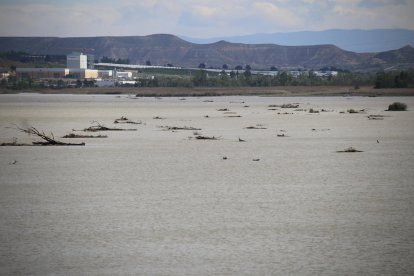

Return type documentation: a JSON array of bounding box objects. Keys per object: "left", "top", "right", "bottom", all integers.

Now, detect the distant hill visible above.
[
  {"left": 181, "top": 29, "right": 414, "bottom": 53},
  {"left": 0, "top": 34, "right": 413, "bottom": 71}
]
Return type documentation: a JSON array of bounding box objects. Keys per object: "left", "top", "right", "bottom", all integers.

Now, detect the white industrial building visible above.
[
  {"left": 116, "top": 71, "right": 133, "bottom": 79},
  {"left": 67, "top": 52, "right": 88, "bottom": 69}
]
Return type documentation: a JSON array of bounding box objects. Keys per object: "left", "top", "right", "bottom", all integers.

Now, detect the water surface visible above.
[{"left": 1, "top": 94, "right": 413, "bottom": 275}]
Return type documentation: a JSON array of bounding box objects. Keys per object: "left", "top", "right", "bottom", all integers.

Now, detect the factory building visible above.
[
  {"left": 67, "top": 52, "right": 87, "bottom": 69},
  {"left": 15, "top": 52, "right": 135, "bottom": 83}
]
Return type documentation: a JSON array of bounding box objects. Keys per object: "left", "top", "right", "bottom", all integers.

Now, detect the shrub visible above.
[{"left": 387, "top": 102, "right": 407, "bottom": 111}]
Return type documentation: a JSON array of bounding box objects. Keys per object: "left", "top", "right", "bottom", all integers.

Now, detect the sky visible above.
[{"left": 0, "top": 0, "right": 413, "bottom": 38}]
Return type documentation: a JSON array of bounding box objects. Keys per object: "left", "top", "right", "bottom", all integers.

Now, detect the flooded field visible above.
[{"left": 1, "top": 94, "right": 414, "bottom": 275}]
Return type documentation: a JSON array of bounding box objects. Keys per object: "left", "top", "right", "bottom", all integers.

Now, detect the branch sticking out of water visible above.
[{"left": 5, "top": 125, "right": 85, "bottom": 146}]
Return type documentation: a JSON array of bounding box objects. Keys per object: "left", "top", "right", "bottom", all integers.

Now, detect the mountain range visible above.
[
  {"left": 181, "top": 29, "right": 414, "bottom": 53},
  {"left": 0, "top": 32, "right": 413, "bottom": 71}
]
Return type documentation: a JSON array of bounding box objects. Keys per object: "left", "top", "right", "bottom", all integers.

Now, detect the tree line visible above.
[
  {"left": 133, "top": 69, "right": 378, "bottom": 88},
  {"left": 374, "top": 70, "right": 414, "bottom": 88}
]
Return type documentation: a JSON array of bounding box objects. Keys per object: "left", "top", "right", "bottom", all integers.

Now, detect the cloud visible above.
[
  {"left": 358, "top": 0, "right": 407, "bottom": 8},
  {"left": 252, "top": 2, "right": 303, "bottom": 29},
  {"left": 0, "top": 0, "right": 413, "bottom": 37}
]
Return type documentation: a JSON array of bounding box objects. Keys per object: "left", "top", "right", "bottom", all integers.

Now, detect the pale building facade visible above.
[{"left": 67, "top": 52, "right": 87, "bottom": 69}]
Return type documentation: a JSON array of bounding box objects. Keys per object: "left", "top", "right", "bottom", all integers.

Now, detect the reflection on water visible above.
[{"left": 1, "top": 94, "right": 414, "bottom": 275}]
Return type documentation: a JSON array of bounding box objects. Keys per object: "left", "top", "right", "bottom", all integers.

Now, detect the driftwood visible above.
[
  {"left": 368, "top": 115, "right": 387, "bottom": 120},
  {"left": 1, "top": 140, "right": 31, "bottom": 146},
  {"left": 113, "top": 116, "right": 143, "bottom": 124},
  {"left": 115, "top": 116, "right": 129, "bottom": 121},
  {"left": 244, "top": 126, "right": 267, "bottom": 129},
  {"left": 114, "top": 120, "right": 143, "bottom": 124},
  {"left": 281, "top": 104, "right": 299, "bottom": 108},
  {"left": 160, "top": 126, "right": 202, "bottom": 131},
  {"left": 269, "top": 104, "right": 299, "bottom": 108},
  {"left": 194, "top": 135, "right": 219, "bottom": 140},
  {"left": 62, "top": 133, "right": 108, "bottom": 138},
  {"left": 337, "top": 147, "right": 363, "bottom": 153},
  {"left": 76, "top": 122, "right": 137, "bottom": 132},
  {"left": 226, "top": 115, "right": 242, "bottom": 118},
  {"left": 5, "top": 126, "right": 85, "bottom": 146}
]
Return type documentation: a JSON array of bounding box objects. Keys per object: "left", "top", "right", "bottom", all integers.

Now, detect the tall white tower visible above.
[{"left": 67, "top": 52, "right": 87, "bottom": 69}]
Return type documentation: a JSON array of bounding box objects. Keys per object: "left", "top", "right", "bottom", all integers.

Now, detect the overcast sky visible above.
[{"left": 0, "top": 0, "right": 413, "bottom": 37}]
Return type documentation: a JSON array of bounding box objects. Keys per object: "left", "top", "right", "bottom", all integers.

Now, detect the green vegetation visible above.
[
  {"left": 374, "top": 70, "right": 414, "bottom": 88},
  {"left": 130, "top": 69, "right": 379, "bottom": 88},
  {"left": 100, "top": 56, "right": 130, "bottom": 64},
  {"left": 387, "top": 102, "right": 407, "bottom": 111}
]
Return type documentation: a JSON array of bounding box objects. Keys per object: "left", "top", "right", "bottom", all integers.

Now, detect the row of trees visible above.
[
  {"left": 100, "top": 56, "right": 130, "bottom": 64},
  {"left": 374, "top": 70, "right": 414, "bottom": 88},
  {"left": 199, "top": 63, "right": 274, "bottom": 71},
  {"left": 3, "top": 67, "right": 412, "bottom": 90},
  {"left": 133, "top": 70, "right": 377, "bottom": 88}
]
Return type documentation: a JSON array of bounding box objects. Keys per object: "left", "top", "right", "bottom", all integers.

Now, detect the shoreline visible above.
[{"left": 1, "top": 86, "right": 414, "bottom": 97}]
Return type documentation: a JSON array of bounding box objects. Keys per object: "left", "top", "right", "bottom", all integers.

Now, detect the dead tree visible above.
[{"left": 12, "top": 126, "right": 85, "bottom": 146}]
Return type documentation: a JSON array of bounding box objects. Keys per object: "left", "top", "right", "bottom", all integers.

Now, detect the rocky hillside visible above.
[{"left": 0, "top": 34, "right": 413, "bottom": 70}]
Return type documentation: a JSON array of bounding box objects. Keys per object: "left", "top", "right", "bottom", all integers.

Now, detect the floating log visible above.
[
  {"left": 160, "top": 126, "right": 201, "bottom": 131},
  {"left": 1, "top": 141, "right": 31, "bottom": 146},
  {"left": 244, "top": 126, "right": 267, "bottom": 129},
  {"left": 195, "top": 135, "right": 219, "bottom": 140},
  {"left": 77, "top": 123, "right": 137, "bottom": 132},
  {"left": 281, "top": 104, "right": 299, "bottom": 108},
  {"left": 269, "top": 104, "right": 299, "bottom": 108},
  {"left": 62, "top": 133, "right": 107, "bottom": 138},
  {"left": 114, "top": 119, "right": 143, "bottom": 124},
  {"left": 337, "top": 147, "right": 363, "bottom": 153},
  {"left": 368, "top": 115, "right": 387, "bottom": 120}
]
